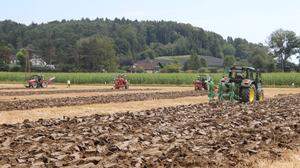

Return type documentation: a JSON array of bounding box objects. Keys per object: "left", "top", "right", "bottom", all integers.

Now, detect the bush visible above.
[
  {"left": 8, "top": 64, "right": 21, "bottom": 72},
  {"left": 198, "top": 68, "right": 207, "bottom": 73},
  {"left": 209, "top": 68, "right": 218, "bottom": 73},
  {"left": 160, "top": 64, "right": 181, "bottom": 73},
  {"left": 56, "top": 64, "right": 77, "bottom": 72},
  {"left": 116, "top": 69, "right": 126, "bottom": 73},
  {"left": 185, "top": 70, "right": 196, "bottom": 73},
  {"left": 0, "top": 62, "right": 9, "bottom": 71},
  {"left": 135, "top": 67, "right": 145, "bottom": 73}
]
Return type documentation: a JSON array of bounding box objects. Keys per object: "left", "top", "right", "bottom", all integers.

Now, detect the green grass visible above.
[{"left": 0, "top": 72, "right": 299, "bottom": 87}]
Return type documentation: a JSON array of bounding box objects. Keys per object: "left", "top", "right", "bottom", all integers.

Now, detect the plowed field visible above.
[{"left": 0, "top": 84, "right": 299, "bottom": 167}]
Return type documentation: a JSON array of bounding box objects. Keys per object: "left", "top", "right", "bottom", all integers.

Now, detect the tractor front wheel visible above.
[
  {"left": 32, "top": 82, "right": 38, "bottom": 89},
  {"left": 241, "top": 85, "right": 256, "bottom": 103},
  {"left": 257, "top": 90, "right": 264, "bottom": 102},
  {"left": 42, "top": 82, "right": 48, "bottom": 88}
]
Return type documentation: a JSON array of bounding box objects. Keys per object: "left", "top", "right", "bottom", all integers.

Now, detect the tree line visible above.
[{"left": 0, "top": 18, "right": 299, "bottom": 72}]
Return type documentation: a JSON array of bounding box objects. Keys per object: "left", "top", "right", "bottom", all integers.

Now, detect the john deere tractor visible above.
[{"left": 218, "top": 66, "right": 264, "bottom": 103}]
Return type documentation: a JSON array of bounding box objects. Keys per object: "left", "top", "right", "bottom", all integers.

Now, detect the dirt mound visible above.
[
  {"left": 0, "top": 94, "right": 299, "bottom": 167},
  {"left": 0, "top": 90, "right": 205, "bottom": 111},
  {"left": 0, "top": 88, "right": 157, "bottom": 96}
]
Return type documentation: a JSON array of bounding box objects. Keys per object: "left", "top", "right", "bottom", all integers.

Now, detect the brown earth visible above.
[
  {"left": 0, "top": 90, "right": 206, "bottom": 111},
  {"left": 0, "top": 87, "right": 299, "bottom": 125},
  {"left": 0, "top": 88, "right": 158, "bottom": 97},
  {"left": 0, "top": 96, "right": 208, "bottom": 124},
  {"left": 0, "top": 86, "right": 191, "bottom": 101},
  {"left": 0, "top": 94, "right": 299, "bottom": 167},
  {"left": 256, "top": 150, "right": 300, "bottom": 168}
]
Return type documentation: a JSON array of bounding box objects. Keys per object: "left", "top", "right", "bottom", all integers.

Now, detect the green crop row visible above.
[{"left": 0, "top": 72, "right": 299, "bottom": 86}]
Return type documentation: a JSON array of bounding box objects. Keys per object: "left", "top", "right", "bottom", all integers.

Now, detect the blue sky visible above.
[{"left": 1, "top": 0, "right": 300, "bottom": 44}]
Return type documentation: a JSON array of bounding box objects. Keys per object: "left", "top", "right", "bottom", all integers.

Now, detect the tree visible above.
[
  {"left": 223, "top": 55, "right": 236, "bottom": 67},
  {"left": 160, "top": 63, "right": 180, "bottom": 73},
  {"left": 222, "top": 43, "right": 236, "bottom": 56},
  {"left": 76, "top": 35, "right": 117, "bottom": 72},
  {"left": 268, "top": 29, "right": 300, "bottom": 71},
  {"left": 0, "top": 43, "right": 12, "bottom": 64},
  {"left": 199, "top": 57, "right": 207, "bottom": 67},
  {"left": 186, "top": 53, "right": 201, "bottom": 70},
  {"left": 248, "top": 46, "right": 275, "bottom": 71},
  {"left": 138, "top": 48, "right": 157, "bottom": 59},
  {"left": 233, "top": 38, "right": 250, "bottom": 59},
  {"left": 0, "top": 19, "right": 276, "bottom": 72},
  {"left": 16, "top": 48, "right": 28, "bottom": 70}
]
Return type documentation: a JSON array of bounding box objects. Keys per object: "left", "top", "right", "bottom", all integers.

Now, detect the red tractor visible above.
[
  {"left": 193, "top": 75, "right": 211, "bottom": 91},
  {"left": 26, "top": 75, "right": 55, "bottom": 88},
  {"left": 114, "top": 74, "right": 129, "bottom": 89}
]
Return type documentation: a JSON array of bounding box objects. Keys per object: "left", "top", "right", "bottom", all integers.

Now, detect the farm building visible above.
[
  {"left": 155, "top": 55, "right": 224, "bottom": 67},
  {"left": 133, "top": 59, "right": 161, "bottom": 73},
  {"left": 30, "top": 55, "right": 55, "bottom": 70}
]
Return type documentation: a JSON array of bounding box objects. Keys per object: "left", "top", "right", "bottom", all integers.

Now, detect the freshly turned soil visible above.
[
  {"left": 0, "top": 90, "right": 206, "bottom": 111},
  {"left": 0, "top": 94, "right": 299, "bottom": 167}
]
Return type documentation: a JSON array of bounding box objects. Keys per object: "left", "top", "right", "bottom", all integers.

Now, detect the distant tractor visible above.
[
  {"left": 26, "top": 75, "right": 55, "bottom": 88},
  {"left": 114, "top": 74, "right": 129, "bottom": 89},
  {"left": 193, "top": 75, "right": 211, "bottom": 91},
  {"left": 218, "top": 66, "right": 264, "bottom": 103}
]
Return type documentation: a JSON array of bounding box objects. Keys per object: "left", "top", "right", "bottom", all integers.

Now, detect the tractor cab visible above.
[
  {"left": 229, "top": 66, "right": 253, "bottom": 82},
  {"left": 29, "top": 75, "right": 44, "bottom": 82}
]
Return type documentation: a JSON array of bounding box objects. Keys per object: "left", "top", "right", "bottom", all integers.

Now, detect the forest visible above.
[{"left": 0, "top": 18, "right": 298, "bottom": 72}]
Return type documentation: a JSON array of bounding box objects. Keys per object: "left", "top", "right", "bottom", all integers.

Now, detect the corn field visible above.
[{"left": 0, "top": 72, "right": 299, "bottom": 86}]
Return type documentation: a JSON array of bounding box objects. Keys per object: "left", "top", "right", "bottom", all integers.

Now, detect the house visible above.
[
  {"left": 155, "top": 55, "right": 224, "bottom": 67},
  {"left": 30, "top": 55, "right": 55, "bottom": 70},
  {"left": 31, "top": 55, "right": 47, "bottom": 67},
  {"left": 133, "top": 59, "right": 161, "bottom": 73},
  {"left": 10, "top": 55, "right": 17, "bottom": 64}
]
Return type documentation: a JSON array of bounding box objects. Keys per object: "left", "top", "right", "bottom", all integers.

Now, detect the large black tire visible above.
[
  {"left": 241, "top": 84, "right": 256, "bottom": 103},
  {"left": 125, "top": 84, "right": 129, "bottom": 89}
]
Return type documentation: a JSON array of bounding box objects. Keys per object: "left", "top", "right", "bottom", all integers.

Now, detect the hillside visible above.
[{"left": 0, "top": 18, "right": 272, "bottom": 72}]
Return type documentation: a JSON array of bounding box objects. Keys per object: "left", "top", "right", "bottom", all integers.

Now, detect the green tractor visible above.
[{"left": 218, "top": 66, "right": 264, "bottom": 103}]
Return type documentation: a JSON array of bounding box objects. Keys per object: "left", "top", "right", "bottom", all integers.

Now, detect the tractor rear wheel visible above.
[{"left": 241, "top": 85, "right": 256, "bottom": 103}]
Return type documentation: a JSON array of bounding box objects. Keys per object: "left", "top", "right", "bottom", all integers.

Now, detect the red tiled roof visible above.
[{"left": 134, "top": 59, "right": 160, "bottom": 70}]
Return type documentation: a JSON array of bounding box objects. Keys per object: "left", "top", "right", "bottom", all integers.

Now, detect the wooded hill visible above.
[{"left": 0, "top": 18, "right": 275, "bottom": 72}]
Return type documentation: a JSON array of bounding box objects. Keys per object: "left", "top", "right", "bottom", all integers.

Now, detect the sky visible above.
[{"left": 0, "top": 0, "right": 299, "bottom": 62}]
